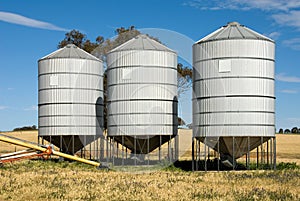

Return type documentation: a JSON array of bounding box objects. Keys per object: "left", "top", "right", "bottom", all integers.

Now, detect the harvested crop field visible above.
[{"left": 0, "top": 161, "right": 299, "bottom": 201}]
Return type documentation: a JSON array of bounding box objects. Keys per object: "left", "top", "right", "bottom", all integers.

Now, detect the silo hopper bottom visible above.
[
  {"left": 111, "top": 135, "right": 175, "bottom": 154},
  {"left": 41, "top": 135, "right": 100, "bottom": 155},
  {"left": 198, "top": 136, "right": 271, "bottom": 159}
]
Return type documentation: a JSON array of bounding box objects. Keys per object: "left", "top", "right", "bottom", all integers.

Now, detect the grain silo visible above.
[
  {"left": 106, "top": 34, "right": 178, "bottom": 165},
  {"left": 38, "top": 44, "right": 104, "bottom": 155},
  {"left": 192, "top": 22, "right": 276, "bottom": 170}
]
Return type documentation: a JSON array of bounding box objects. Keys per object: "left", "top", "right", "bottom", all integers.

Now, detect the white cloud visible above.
[
  {"left": 24, "top": 105, "right": 37, "bottom": 111},
  {"left": 184, "top": 0, "right": 300, "bottom": 30},
  {"left": 276, "top": 73, "right": 300, "bottom": 83},
  {"left": 0, "top": 106, "right": 8, "bottom": 110},
  {"left": 282, "top": 38, "right": 300, "bottom": 50},
  {"left": 272, "top": 11, "right": 300, "bottom": 29},
  {"left": 266, "top": 32, "right": 281, "bottom": 40},
  {"left": 287, "top": 118, "right": 300, "bottom": 125},
  {"left": 279, "top": 89, "right": 298, "bottom": 94},
  {"left": 183, "top": 0, "right": 300, "bottom": 11},
  {"left": 0, "top": 11, "right": 68, "bottom": 31}
]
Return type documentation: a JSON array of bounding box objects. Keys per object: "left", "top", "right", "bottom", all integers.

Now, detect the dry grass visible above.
[
  {"left": 1, "top": 131, "right": 300, "bottom": 200},
  {"left": 0, "top": 161, "right": 299, "bottom": 201},
  {"left": 276, "top": 134, "right": 300, "bottom": 165}
]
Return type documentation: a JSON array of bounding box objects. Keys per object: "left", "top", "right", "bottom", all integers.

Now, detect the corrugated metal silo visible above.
[
  {"left": 192, "top": 22, "right": 276, "bottom": 169},
  {"left": 106, "top": 34, "right": 178, "bottom": 162},
  {"left": 38, "top": 44, "right": 104, "bottom": 154}
]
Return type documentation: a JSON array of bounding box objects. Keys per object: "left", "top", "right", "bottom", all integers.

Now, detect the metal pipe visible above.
[
  {"left": 192, "top": 137, "right": 194, "bottom": 171},
  {"left": 274, "top": 137, "right": 276, "bottom": 170},
  {"left": 247, "top": 137, "right": 250, "bottom": 170},
  {"left": 122, "top": 135, "right": 124, "bottom": 166},
  {"left": 217, "top": 137, "right": 220, "bottom": 171},
  {"left": 147, "top": 136, "right": 150, "bottom": 165},
  {"left": 195, "top": 138, "right": 199, "bottom": 171},
  {"left": 0, "top": 134, "right": 101, "bottom": 167},
  {"left": 232, "top": 137, "right": 235, "bottom": 170},
  {"left": 267, "top": 140, "right": 270, "bottom": 166},
  {"left": 204, "top": 137, "right": 207, "bottom": 171},
  {"left": 270, "top": 137, "right": 273, "bottom": 168},
  {"left": 261, "top": 136, "right": 263, "bottom": 164}
]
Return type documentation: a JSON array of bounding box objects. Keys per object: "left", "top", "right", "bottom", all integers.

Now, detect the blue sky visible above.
[{"left": 1, "top": 0, "right": 300, "bottom": 131}]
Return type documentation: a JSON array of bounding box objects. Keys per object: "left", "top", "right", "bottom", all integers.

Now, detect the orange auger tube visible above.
[{"left": 0, "top": 134, "right": 101, "bottom": 167}]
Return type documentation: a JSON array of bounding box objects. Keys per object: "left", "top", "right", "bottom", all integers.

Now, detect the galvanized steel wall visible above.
[
  {"left": 107, "top": 50, "right": 178, "bottom": 136},
  {"left": 193, "top": 39, "right": 275, "bottom": 137},
  {"left": 38, "top": 58, "right": 104, "bottom": 136}
]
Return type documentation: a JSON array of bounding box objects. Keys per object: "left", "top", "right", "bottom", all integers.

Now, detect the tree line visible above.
[
  {"left": 278, "top": 127, "right": 300, "bottom": 134},
  {"left": 58, "top": 26, "right": 192, "bottom": 127},
  {"left": 13, "top": 125, "right": 37, "bottom": 131},
  {"left": 58, "top": 26, "right": 192, "bottom": 97}
]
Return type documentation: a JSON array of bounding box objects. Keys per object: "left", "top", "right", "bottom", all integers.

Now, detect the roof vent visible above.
[
  {"left": 227, "top": 21, "right": 240, "bottom": 26},
  {"left": 66, "top": 44, "right": 77, "bottom": 48}
]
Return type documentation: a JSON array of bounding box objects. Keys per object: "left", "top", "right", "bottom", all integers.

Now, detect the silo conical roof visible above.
[
  {"left": 196, "top": 22, "right": 274, "bottom": 44},
  {"left": 39, "top": 44, "right": 100, "bottom": 61},
  {"left": 109, "top": 34, "right": 175, "bottom": 53}
]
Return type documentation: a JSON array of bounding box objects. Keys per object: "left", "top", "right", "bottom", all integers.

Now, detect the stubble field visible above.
[{"left": 0, "top": 130, "right": 300, "bottom": 200}]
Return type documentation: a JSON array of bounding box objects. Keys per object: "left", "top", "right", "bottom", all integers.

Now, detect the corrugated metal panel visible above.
[
  {"left": 193, "top": 113, "right": 274, "bottom": 125},
  {"left": 193, "top": 40, "right": 275, "bottom": 61},
  {"left": 194, "top": 78, "right": 274, "bottom": 97},
  {"left": 107, "top": 50, "right": 177, "bottom": 67},
  {"left": 109, "top": 34, "right": 175, "bottom": 53},
  {"left": 196, "top": 22, "right": 273, "bottom": 43},
  {"left": 193, "top": 126, "right": 275, "bottom": 137},
  {"left": 193, "top": 22, "right": 275, "bottom": 138},
  {"left": 39, "top": 127, "right": 102, "bottom": 136},
  {"left": 39, "top": 59, "right": 101, "bottom": 74},
  {"left": 194, "top": 59, "right": 274, "bottom": 80},
  {"left": 107, "top": 36, "right": 177, "bottom": 136},
  {"left": 39, "top": 44, "right": 100, "bottom": 61},
  {"left": 108, "top": 101, "right": 173, "bottom": 114},
  {"left": 193, "top": 97, "right": 274, "bottom": 113},
  {"left": 38, "top": 52, "right": 104, "bottom": 136}
]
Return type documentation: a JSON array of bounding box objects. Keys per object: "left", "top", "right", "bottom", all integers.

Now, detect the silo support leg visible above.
[
  {"left": 82, "top": 135, "right": 86, "bottom": 158},
  {"left": 175, "top": 134, "right": 179, "bottom": 161},
  {"left": 232, "top": 137, "right": 235, "bottom": 170},
  {"left": 147, "top": 136, "right": 150, "bottom": 165},
  {"left": 273, "top": 137, "right": 276, "bottom": 170},
  {"left": 247, "top": 137, "right": 250, "bottom": 170},
  {"left": 122, "top": 136, "right": 124, "bottom": 166},
  {"left": 134, "top": 137, "right": 136, "bottom": 166},
  {"left": 112, "top": 137, "right": 115, "bottom": 166},
  {"left": 217, "top": 137, "right": 220, "bottom": 171},
  {"left": 116, "top": 142, "right": 119, "bottom": 159},
  {"left": 267, "top": 139, "right": 269, "bottom": 166},
  {"left": 159, "top": 136, "right": 162, "bottom": 162},
  {"left": 89, "top": 138, "right": 92, "bottom": 160},
  {"left": 60, "top": 136, "right": 62, "bottom": 155},
  {"left": 204, "top": 137, "right": 207, "bottom": 171},
  {"left": 256, "top": 147, "right": 259, "bottom": 168},
  {"left": 195, "top": 138, "right": 199, "bottom": 171},
  {"left": 270, "top": 137, "right": 273, "bottom": 169},
  {"left": 192, "top": 137, "right": 195, "bottom": 171},
  {"left": 261, "top": 137, "right": 263, "bottom": 165}
]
